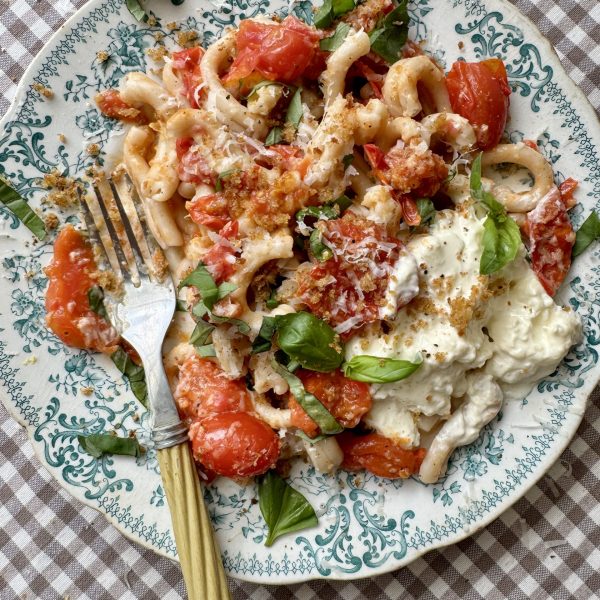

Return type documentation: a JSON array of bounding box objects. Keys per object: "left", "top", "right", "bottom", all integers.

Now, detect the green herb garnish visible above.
[
  {"left": 309, "top": 228, "right": 333, "bottom": 262},
  {"left": 258, "top": 470, "right": 318, "bottom": 546},
  {"left": 470, "top": 153, "right": 521, "bottom": 275},
  {"left": 319, "top": 23, "right": 351, "bottom": 52},
  {"left": 87, "top": 285, "right": 109, "bottom": 320},
  {"left": 0, "top": 178, "right": 46, "bottom": 240},
  {"left": 342, "top": 355, "right": 422, "bottom": 383},
  {"left": 265, "top": 127, "right": 283, "bottom": 146},
  {"left": 125, "top": 0, "right": 148, "bottom": 22},
  {"left": 415, "top": 198, "right": 435, "bottom": 226},
  {"left": 215, "top": 169, "right": 238, "bottom": 192},
  {"left": 286, "top": 87, "right": 304, "bottom": 130},
  {"left": 369, "top": 0, "right": 410, "bottom": 64},
  {"left": 573, "top": 211, "right": 600, "bottom": 257},
  {"left": 314, "top": 0, "right": 356, "bottom": 29},
  {"left": 78, "top": 433, "right": 143, "bottom": 458},
  {"left": 252, "top": 316, "right": 278, "bottom": 354},
  {"left": 111, "top": 347, "right": 148, "bottom": 407}
]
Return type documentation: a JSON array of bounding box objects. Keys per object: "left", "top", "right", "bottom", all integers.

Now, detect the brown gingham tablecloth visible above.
[{"left": 1, "top": 0, "right": 599, "bottom": 598}]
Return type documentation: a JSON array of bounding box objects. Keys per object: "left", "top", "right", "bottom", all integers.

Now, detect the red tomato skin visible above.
[
  {"left": 186, "top": 193, "right": 230, "bottom": 231},
  {"left": 174, "top": 356, "right": 251, "bottom": 421},
  {"left": 189, "top": 412, "right": 280, "bottom": 478},
  {"left": 446, "top": 58, "right": 511, "bottom": 149},
  {"left": 96, "top": 90, "right": 146, "bottom": 124},
  {"left": 176, "top": 137, "right": 213, "bottom": 185},
  {"left": 45, "top": 225, "right": 118, "bottom": 353},
  {"left": 558, "top": 177, "right": 578, "bottom": 209},
  {"left": 171, "top": 47, "right": 204, "bottom": 108},
  {"left": 289, "top": 370, "right": 372, "bottom": 437},
  {"left": 527, "top": 187, "right": 575, "bottom": 297},
  {"left": 223, "top": 16, "right": 320, "bottom": 90},
  {"left": 337, "top": 431, "right": 426, "bottom": 479}
]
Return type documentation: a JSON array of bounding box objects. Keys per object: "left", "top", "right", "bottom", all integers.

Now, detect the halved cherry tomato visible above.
[
  {"left": 176, "top": 137, "right": 213, "bottom": 185},
  {"left": 203, "top": 220, "right": 239, "bottom": 283},
  {"left": 222, "top": 16, "right": 321, "bottom": 92},
  {"left": 296, "top": 213, "right": 403, "bottom": 336},
  {"left": 174, "top": 356, "right": 251, "bottom": 421},
  {"left": 289, "top": 369, "right": 372, "bottom": 438},
  {"left": 189, "top": 412, "right": 280, "bottom": 477},
  {"left": 186, "top": 193, "right": 230, "bottom": 231},
  {"left": 363, "top": 143, "right": 447, "bottom": 199},
  {"left": 171, "top": 47, "right": 205, "bottom": 108},
  {"left": 45, "top": 225, "right": 118, "bottom": 353},
  {"left": 337, "top": 431, "right": 426, "bottom": 479},
  {"left": 95, "top": 89, "right": 146, "bottom": 124},
  {"left": 527, "top": 187, "right": 575, "bottom": 296},
  {"left": 558, "top": 177, "right": 578, "bottom": 209},
  {"left": 446, "top": 58, "right": 511, "bottom": 149}
]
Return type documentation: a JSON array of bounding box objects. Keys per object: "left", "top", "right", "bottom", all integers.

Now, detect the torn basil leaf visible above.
[
  {"left": 319, "top": 23, "right": 351, "bottom": 52},
  {"left": 470, "top": 153, "right": 521, "bottom": 275},
  {"left": 573, "top": 210, "right": 600, "bottom": 257},
  {"left": 215, "top": 169, "right": 238, "bottom": 192},
  {"left": 342, "top": 154, "right": 354, "bottom": 170},
  {"left": 209, "top": 314, "right": 251, "bottom": 335},
  {"left": 309, "top": 228, "right": 333, "bottom": 262},
  {"left": 258, "top": 470, "right": 318, "bottom": 546},
  {"left": 78, "top": 433, "right": 142, "bottom": 459},
  {"left": 342, "top": 355, "right": 422, "bottom": 383},
  {"left": 87, "top": 285, "right": 109, "bottom": 320},
  {"left": 265, "top": 127, "right": 283, "bottom": 146},
  {"left": 275, "top": 311, "right": 343, "bottom": 372},
  {"left": 314, "top": 0, "right": 356, "bottom": 29},
  {"left": 111, "top": 347, "right": 148, "bottom": 407},
  {"left": 369, "top": 0, "right": 410, "bottom": 64},
  {"left": 415, "top": 198, "right": 435, "bottom": 225},
  {"left": 125, "top": 0, "right": 148, "bottom": 22},
  {"left": 245, "top": 80, "right": 284, "bottom": 100},
  {"left": 179, "top": 262, "right": 218, "bottom": 307},
  {"left": 252, "top": 316, "right": 278, "bottom": 354},
  {"left": 0, "top": 178, "right": 46, "bottom": 240},
  {"left": 175, "top": 299, "right": 188, "bottom": 312},
  {"left": 272, "top": 360, "right": 343, "bottom": 434},
  {"left": 286, "top": 87, "right": 303, "bottom": 130}
]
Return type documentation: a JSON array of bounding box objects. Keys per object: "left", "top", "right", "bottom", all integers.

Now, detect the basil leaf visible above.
[
  {"left": 470, "top": 153, "right": 521, "bottom": 275},
  {"left": 296, "top": 204, "right": 339, "bottom": 226},
  {"left": 125, "top": 0, "right": 148, "bottom": 22},
  {"left": 258, "top": 470, "right": 318, "bottom": 546},
  {"left": 275, "top": 311, "right": 343, "bottom": 372},
  {"left": 479, "top": 214, "right": 521, "bottom": 275},
  {"left": 265, "top": 127, "right": 283, "bottom": 146},
  {"left": 215, "top": 169, "right": 238, "bottom": 192},
  {"left": 245, "top": 80, "right": 284, "bottom": 100},
  {"left": 190, "top": 319, "right": 215, "bottom": 347},
  {"left": 195, "top": 344, "right": 216, "bottom": 357},
  {"left": 272, "top": 360, "right": 343, "bottom": 434},
  {"left": 192, "top": 300, "right": 209, "bottom": 319},
  {"left": 369, "top": 1, "right": 409, "bottom": 64},
  {"left": 179, "top": 262, "right": 219, "bottom": 308},
  {"left": 209, "top": 314, "right": 251, "bottom": 335},
  {"left": 342, "top": 355, "right": 422, "bottom": 383},
  {"left": 252, "top": 316, "right": 278, "bottom": 354},
  {"left": 266, "top": 290, "right": 279, "bottom": 309},
  {"left": 217, "top": 282, "right": 238, "bottom": 299},
  {"left": 111, "top": 347, "right": 148, "bottom": 407},
  {"left": 573, "top": 211, "right": 600, "bottom": 257},
  {"left": 78, "top": 433, "right": 142, "bottom": 459},
  {"left": 286, "top": 87, "right": 303, "bottom": 130},
  {"left": 415, "top": 198, "right": 435, "bottom": 225},
  {"left": 309, "top": 228, "right": 333, "bottom": 261},
  {"left": 314, "top": 0, "right": 356, "bottom": 28},
  {"left": 88, "top": 285, "right": 108, "bottom": 320},
  {"left": 175, "top": 299, "right": 188, "bottom": 312},
  {"left": 319, "top": 23, "right": 350, "bottom": 52},
  {"left": 342, "top": 154, "right": 354, "bottom": 170},
  {"left": 0, "top": 178, "right": 46, "bottom": 240}
]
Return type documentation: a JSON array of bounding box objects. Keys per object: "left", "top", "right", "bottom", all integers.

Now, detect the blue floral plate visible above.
[{"left": 1, "top": 0, "right": 599, "bottom": 584}]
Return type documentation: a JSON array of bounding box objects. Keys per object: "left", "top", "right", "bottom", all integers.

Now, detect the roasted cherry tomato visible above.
[
  {"left": 95, "top": 89, "right": 146, "bottom": 124},
  {"left": 203, "top": 220, "right": 239, "bottom": 283},
  {"left": 189, "top": 412, "right": 280, "bottom": 478},
  {"left": 45, "top": 225, "right": 118, "bottom": 353},
  {"left": 186, "top": 192, "right": 230, "bottom": 231},
  {"left": 174, "top": 356, "right": 251, "bottom": 421},
  {"left": 337, "top": 431, "right": 426, "bottom": 479},
  {"left": 176, "top": 137, "right": 213, "bottom": 186},
  {"left": 527, "top": 187, "right": 575, "bottom": 297},
  {"left": 289, "top": 369, "right": 372, "bottom": 438},
  {"left": 558, "top": 177, "right": 578, "bottom": 209},
  {"left": 446, "top": 58, "right": 511, "bottom": 149},
  {"left": 171, "top": 47, "right": 204, "bottom": 108},
  {"left": 222, "top": 16, "right": 321, "bottom": 92}
]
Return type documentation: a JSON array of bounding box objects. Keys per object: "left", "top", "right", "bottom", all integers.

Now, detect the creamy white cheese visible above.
[{"left": 346, "top": 202, "right": 582, "bottom": 456}]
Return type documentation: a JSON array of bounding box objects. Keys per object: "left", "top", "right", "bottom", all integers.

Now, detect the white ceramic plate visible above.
[{"left": 1, "top": 0, "right": 599, "bottom": 584}]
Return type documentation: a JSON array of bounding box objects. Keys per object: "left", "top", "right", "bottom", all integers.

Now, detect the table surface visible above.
[{"left": 1, "top": 1, "right": 599, "bottom": 598}]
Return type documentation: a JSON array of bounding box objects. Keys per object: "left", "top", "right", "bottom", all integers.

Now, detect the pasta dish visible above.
[{"left": 44, "top": 0, "right": 583, "bottom": 506}]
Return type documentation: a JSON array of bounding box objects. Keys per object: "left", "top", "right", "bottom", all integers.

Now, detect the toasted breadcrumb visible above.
[{"left": 33, "top": 82, "right": 54, "bottom": 98}]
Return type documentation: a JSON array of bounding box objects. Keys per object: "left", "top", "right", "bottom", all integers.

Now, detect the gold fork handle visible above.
[{"left": 158, "top": 443, "right": 231, "bottom": 600}]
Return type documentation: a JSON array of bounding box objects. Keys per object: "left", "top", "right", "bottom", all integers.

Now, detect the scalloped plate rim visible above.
[{"left": 0, "top": 0, "right": 599, "bottom": 585}]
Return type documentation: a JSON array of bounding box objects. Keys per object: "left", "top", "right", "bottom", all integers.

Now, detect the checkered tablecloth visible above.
[{"left": 1, "top": 0, "right": 599, "bottom": 598}]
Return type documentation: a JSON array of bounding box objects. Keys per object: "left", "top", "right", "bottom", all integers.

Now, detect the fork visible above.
[{"left": 80, "top": 176, "right": 231, "bottom": 600}]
